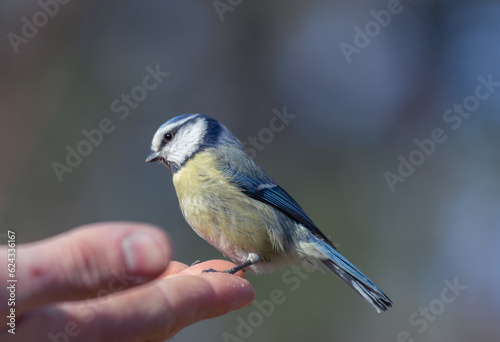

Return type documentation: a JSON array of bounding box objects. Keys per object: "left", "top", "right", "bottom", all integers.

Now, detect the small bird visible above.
[{"left": 146, "top": 114, "right": 392, "bottom": 312}]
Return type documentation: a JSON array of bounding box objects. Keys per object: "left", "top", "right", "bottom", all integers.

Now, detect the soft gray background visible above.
[{"left": 1, "top": 0, "right": 500, "bottom": 341}]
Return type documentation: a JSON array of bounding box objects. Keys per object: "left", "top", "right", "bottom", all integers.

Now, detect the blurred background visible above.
[{"left": 1, "top": 0, "right": 500, "bottom": 341}]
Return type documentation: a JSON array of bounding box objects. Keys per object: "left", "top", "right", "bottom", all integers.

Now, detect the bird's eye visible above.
[{"left": 163, "top": 132, "right": 174, "bottom": 142}]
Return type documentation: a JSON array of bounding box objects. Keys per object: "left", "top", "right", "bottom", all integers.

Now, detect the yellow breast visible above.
[{"left": 172, "top": 149, "right": 280, "bottom": 263}]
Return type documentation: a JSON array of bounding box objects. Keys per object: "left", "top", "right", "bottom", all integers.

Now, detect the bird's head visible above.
[{"left": 146, "top": 114, "right": 239, "bottom": 172}]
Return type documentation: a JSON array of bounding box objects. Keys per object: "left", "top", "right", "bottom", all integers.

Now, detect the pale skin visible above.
[{"left": 0, "top": 222, "right": 255, "bottom": 342}]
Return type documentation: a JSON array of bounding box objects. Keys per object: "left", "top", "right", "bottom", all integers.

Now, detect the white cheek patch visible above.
[
  {"left": 150, "top": 114, "right": 199, "bottom": 151},
  {"left": 168, "top": 120, "right": 207, "bottom": 165}
]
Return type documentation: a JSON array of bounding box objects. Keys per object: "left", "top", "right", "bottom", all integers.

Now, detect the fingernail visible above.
[{"left": 121, "top": 232, "right": 168, "bottom": 276}]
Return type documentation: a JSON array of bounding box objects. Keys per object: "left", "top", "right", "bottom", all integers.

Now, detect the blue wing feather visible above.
[{"left": 229, "top": 169, "right": 336, "bottom": 249}]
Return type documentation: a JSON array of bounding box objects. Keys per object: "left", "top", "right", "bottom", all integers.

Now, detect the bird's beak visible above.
[{"left": 145, "top": 151, "right": 162, "bottom": 163}]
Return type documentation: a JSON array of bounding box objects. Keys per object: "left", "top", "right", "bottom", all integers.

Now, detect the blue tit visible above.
[{"left": 146, "top": 114, "right": 392, "bottom": 313}]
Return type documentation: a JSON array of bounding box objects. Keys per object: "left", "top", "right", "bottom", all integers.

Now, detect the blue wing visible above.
[
  {"left": 224, "top": 158, "right": 392, "bottom": 312},
  {"left": 229, "top": 169, "right": 336, "bottom": 249}
]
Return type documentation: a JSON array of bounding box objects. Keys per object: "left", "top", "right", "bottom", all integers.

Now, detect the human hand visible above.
[{"left": 0, "top": 222, "right": 255, "bottom": 342}]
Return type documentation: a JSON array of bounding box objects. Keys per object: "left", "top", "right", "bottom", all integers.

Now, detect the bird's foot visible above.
[
  {"left": 201, "top": 268, "right": 218, "bottom": 273},
  {"left": 201, "top": 268, "right": 237, "bottom": 274}
]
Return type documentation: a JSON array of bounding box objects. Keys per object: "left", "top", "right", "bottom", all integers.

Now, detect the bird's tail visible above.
[{"left": 318, "top": 242, "right": 392, "bottom": 313}]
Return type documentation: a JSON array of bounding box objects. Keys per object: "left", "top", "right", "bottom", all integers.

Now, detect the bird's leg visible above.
[
  {"left": 202, "top": 253, "right": 261, "bottom": 274},
  {"left": 221, "top": 259, "right": 254, "bottom": 274}
]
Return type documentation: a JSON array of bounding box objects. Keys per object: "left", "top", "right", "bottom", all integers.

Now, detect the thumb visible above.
[{"left": 0, "top": 222, "right": 171, "bottom": 320}]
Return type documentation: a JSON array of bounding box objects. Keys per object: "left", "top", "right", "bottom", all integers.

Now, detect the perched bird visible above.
[{"left": 146, "top": 114, "right": 392, "bottom": 312}]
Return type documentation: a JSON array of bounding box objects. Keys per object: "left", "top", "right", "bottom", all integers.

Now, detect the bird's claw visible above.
[
  {"left": 201, "top": 268, "right": 218, "bottom": 273},
  {"left": 201, "top": 268, "right": 235, "bottom": 274}
]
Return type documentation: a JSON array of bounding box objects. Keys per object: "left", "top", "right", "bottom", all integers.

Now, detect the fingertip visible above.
[
  {"left": 167, "top": 259, "right": 255, "bottom": 312},
  {"left": 199, "top": 272, "right": 255, "bottom": 310},
  {"left": 222, "top": 270, "right": 255, "bottom": 309},
  {"left": 178, "top": 260, "right": 255, "bottom": 311}
]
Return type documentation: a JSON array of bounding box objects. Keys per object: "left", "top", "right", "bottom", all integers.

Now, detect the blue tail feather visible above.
[{"left": 317, "top": 241, "right": 392, "bottom": 312}]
